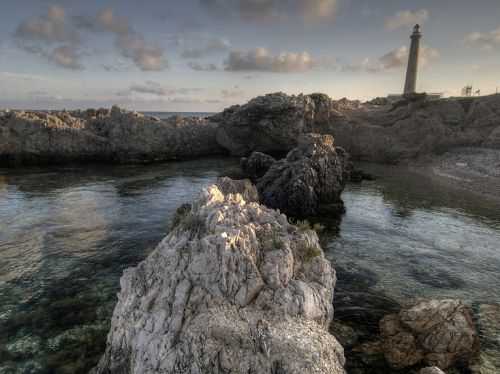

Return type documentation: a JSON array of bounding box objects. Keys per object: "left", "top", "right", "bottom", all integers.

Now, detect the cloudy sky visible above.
[{"left": 1, "top": 0, "right": 499, "bottom": 111}]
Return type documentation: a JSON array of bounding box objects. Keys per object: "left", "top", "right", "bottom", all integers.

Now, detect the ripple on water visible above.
[{"left": 1, "top": 160, "right": 500, "bottom": 373}]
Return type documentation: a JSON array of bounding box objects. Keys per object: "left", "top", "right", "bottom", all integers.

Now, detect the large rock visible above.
[
  {"left": 380, "top": 299, "right": 478, "bottom": 370},
  {"left": 257, "top": 133, "right": 347, "bottom": 217},
  {"left": 0, "top": 106, "right": 223, "bottom": 165},
  {"left": 213, "top": 92, "right": 334, "bottom": 156},
  {"left": 93, "top": 178, "right": 345, "bottom": 374},
  {"left": 240, "top": 151, "right": 276, "bottom": 180}
]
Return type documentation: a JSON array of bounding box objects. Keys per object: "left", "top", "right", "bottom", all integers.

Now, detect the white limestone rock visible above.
[{"left": 93, "top": 178, "right": 345, "bottom": 374}]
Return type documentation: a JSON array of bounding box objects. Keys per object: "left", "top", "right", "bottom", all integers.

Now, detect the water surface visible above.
[{"left": 1, "top": 161, "right": 499, "bottom": 373}]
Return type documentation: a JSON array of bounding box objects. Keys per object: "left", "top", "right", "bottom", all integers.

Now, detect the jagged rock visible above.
[
  {"left": 419, "top": 367, "right": 446, "bottom": 374},
  {"left": 0, "top": 107, "right": 223, "bottom": 165},
  {"left": 213, "top": 92, "right": 333, "bottom": 156},
  {"left": 257, "top": 133, "right": 347, "bottom": 217},
  {"left": 380, "top": 299, "right": 478, "bottom": 370},
  {"left": 240, "top": 152, "right": 276, "bottom": 180},
  {"left": 93, "top": 178, "right": 345, "bottom": 374}
]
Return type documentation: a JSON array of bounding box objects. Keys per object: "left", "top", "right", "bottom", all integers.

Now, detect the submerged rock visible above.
[
  {"left": 257, "top": 133, "right": 348, "bottom": 217},
  {"left": 93, "top": 178, "right": 345, "bottom": 374},
  {"left": 380, "top": 299, "right": 478, "bottom": 370}
]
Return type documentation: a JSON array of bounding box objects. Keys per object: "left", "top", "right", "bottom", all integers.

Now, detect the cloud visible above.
[
  {"left": 75, "top": 8, "right": 168, "bottom": 71},
  {"left": 188, "top": 62, "right": 219, "bottom": 71},
  {"left": 464, "top": 27, "right": 500, "bottom": 51},
  {"left": 343, "top": 45, "right": 439, "bottom": 73},
  {"left": 115, "top": 33, "right": 167, "bottom": 71},
  {"left": 14, "top": 5, "right": 84, "bottom": 69},
  {"left": 120, "top": 81, "right": 202, "bottom": 97},
  {"left": 225, "top": 47, "right": 314, "bottom": 72},
  {"left": 221, "top": 86, "right": 245, "bottom": 98},
  {"left": 385, "top": 9, "right": 429, "bottom": 31},
  {"left": 50, "top": 45, "right": 82, "bottom": 70},
  {"left": 180, "top": 36, "right": 231, "bottom": 59},
  {"left": 200, "top": 0, "right": 338, "bottom": 23},
  {"left": 15, "top": 5, "right": 80, "bottom": 44}
]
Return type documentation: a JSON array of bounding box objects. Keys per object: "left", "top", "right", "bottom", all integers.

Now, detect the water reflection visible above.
[
  {"left": 0, "top": 160, "right": 499, "bottom": 373},
  {"left": 0, "top": 158, "right": 238, "bottom": 373}
]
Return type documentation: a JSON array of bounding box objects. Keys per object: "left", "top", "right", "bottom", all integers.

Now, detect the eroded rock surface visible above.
[
  {"left": 240, "top": 151, "right": 276, "bottom": 181},
  {"left": 93, "top": 178, "right": 345, "bottom": 374},
  {"left": 257, "top": 133, "right": 348, "bottom": 217},
  {"left": 380, "top": 299, "right": 478, "bottom": 370},
  {"left": 213, "top": 93, "right": 334, "bottom": 156},
  {"left": 0, "top": 107, "right": 223, "bottom": 165}
]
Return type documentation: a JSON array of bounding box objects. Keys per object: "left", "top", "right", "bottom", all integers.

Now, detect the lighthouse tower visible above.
[{"left": 403, "top": 24, "right": 422, "bottom": 95}]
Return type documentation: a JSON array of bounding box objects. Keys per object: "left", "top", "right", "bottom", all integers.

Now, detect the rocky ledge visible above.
[
  {"left": 93, "top": 177, "right": 345, "bottom": 374},
  {"left": 0, "top": 106, "right": 223, "bottom": 165},
  {"left": 3, "top": 92, "right": 500, "bottom": 166}
]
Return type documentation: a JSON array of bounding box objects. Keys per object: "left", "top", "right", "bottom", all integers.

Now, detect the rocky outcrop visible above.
[
  {"left": 213, "top": 92, "right": 334, "bottom": 156},
  {"left": 93, "top": 178, "right": 345, "bottom": 374},
  {"left": 380, "top": 299, "right": 478, "bottom": 370},
  {"left": 212, "top": 92, "right": 500, "bottom": 163},
  {"left": 240, "top": 151, "right": 276, "bottom": 180},
  {"left": 257, "top": 133, "right": 348, "bottom": 217},
  {"left": 0, "top": 107, "right": 224, "bottom": 165}
]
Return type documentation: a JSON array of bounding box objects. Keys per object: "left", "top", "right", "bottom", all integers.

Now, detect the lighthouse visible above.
[{"left": 403, "top": 24, "right": 422, "bottom": 95}]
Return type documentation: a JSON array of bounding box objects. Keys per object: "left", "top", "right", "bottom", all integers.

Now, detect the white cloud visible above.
[
  {"left": 50, "top": 45, "right": 82, "bottom": 70},
  {"left": 15, "top": 5, "right": 80, "bottom": 44},
  {"left": 200, "top": 0, "right": 338, "bottom": 23},
  {"left": 225, "top": 48, "right": 315, "bottom": 73},
  {"left": 343, "top": 45, "right": 439, "bottom": 73},
  {"left": 385, "top": 9, "right": 429, "bottom": 31},
  {"left": 75, "top": 7, "right": 168, "bottom": 71},
  {"left": 180, "top": 36, "right": 231, "bottom": 59},
  {"left": 464, "top": 27, "right": 500, "bottom": 51}
]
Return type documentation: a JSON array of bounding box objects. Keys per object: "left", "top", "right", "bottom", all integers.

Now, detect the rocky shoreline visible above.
[{"left": 2, "top": 92, "right": 500, "bottom": 167}]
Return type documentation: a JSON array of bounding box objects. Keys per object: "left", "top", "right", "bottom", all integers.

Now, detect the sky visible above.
[{"left": 0, "top": 0, "right": 499, "bottom": 111}]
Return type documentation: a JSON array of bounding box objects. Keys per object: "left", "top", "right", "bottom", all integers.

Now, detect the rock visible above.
[
  {"left": 215, "top": 176, "right": 259, "bottom": 202},
  {"left": 0, "top": 107, "right": 224, "bottom": 166},
  {"left": 93, "top": 178, "right": 345, "bottom": 374},
  {"left": 419, "top": 367, "right": 446, "bottom": 374},
  {"left": 257, "top": 133, "right": 348, "bottom": 217},
  {"left": 240, "top": 151, "right": 276, "bottom": 180},
  {"left": 213, "top": 92, "right": 333, "bottom": 156},
  {"left": 380, "top": 299, "right": 478, "bottom": 370}
]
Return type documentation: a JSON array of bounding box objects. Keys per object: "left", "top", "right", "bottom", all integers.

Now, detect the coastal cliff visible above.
[
  {"left": 0, "top": 106, "right": 223, "bottom": 165},
  {"left": 2, "top": 93, "right": 500, "bottom": 167},
  {"left": 93, "top": 177, "right": 345, "bottom": 374}
]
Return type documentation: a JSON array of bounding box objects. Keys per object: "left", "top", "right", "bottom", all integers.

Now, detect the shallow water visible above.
[{"left": 1, "top": 160, "right": 499, "bottom": 373}]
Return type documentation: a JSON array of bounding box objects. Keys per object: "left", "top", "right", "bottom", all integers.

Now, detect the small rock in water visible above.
[{"left": 380, "top": 299, "right": 478, "bottom": 370}]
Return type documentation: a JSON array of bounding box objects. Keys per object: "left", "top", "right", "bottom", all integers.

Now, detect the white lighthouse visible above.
[{"left": 403, "top": 24, "right": 422, "bottom": 95}]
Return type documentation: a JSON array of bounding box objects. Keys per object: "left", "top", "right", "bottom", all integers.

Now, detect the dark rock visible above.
[
  {"left": 240, "top": 152, "right": 276, "bottom": 180},
  {"left": 257, "top": 133, "right": 348, "bottom": 217}
]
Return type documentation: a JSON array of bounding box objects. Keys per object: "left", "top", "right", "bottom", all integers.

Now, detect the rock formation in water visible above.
[
  {"left": 256, "top": 133, "right": 348, "bottom": 217},
  {"left": 0, "top": 106, "right": 223, "bottom": 165},
  {"left": 240, "top": 152, "right": 276, "bottom": 181},
  {"left": 379, "top": 299, "right": 478, "bottom": 370},
  {"left": 93, "top": 177, "right": 345, "bottom": 374}
]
